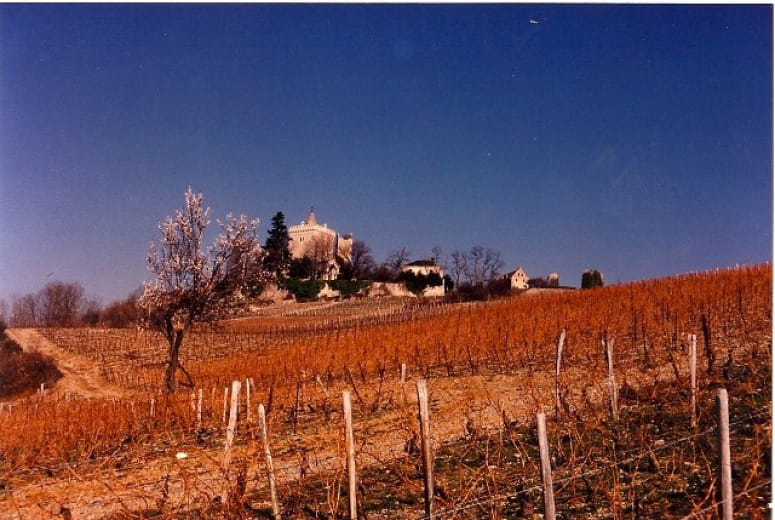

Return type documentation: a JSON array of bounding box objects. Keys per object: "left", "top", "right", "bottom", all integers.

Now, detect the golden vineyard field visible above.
[{"left": 0, "top": 264, "right": 771, "bottom": 519}]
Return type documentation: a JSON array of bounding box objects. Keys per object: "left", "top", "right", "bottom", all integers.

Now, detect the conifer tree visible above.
[{"left": 264, "top": 211, "right": 291, "bottom": 279}]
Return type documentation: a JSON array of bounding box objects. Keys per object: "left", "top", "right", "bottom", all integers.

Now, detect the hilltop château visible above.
[{"left": 288, "top": 210, "right": 353, "bottom": 280}]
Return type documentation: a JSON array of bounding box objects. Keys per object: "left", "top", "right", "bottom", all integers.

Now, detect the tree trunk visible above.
[{"left": 165, "top": 329, "right": 184, "bottom": 393}]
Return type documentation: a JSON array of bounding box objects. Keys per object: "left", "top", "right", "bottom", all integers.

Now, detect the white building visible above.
[
  {"left": 504, "top": 267, "right": 529, "bottom": 290},
  {"left": 401, "top": 259, "right": 443, "bottom": 277}
]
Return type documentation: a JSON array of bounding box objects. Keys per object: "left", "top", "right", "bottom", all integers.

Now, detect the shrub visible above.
[
  {"left": 397, "top": 271, "right": 442, "bottom": 295},
  {"left": 288, "top": 257, "right": 314, "bottom": 279},
  {"left": 486, "top": 277, "right": 513, "bottom": 298},
  {"left": 0, "top": 333, "right": 62, "bottom": 398},
  {"left": 329, "top": 279, "right": 371, "bottom": 299},
  {"left": 452, "top": 283, "right": 490, "bottom": 302},
  {"left": 243, "top": 281, "right": 266, "bottom": 299},
  {"left": 280, "top": 278, "right": 325, "bottom": 302},
  {"left": 100, "top": 299, "right": 141, "bottom": 328},
  {"left": 448, "top": 278, "right": 513, "bottom": 302}
]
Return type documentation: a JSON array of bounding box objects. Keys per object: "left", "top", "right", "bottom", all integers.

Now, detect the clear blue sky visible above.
[{"left": 0, "top": 4, "right": 771, "bottom": 304}]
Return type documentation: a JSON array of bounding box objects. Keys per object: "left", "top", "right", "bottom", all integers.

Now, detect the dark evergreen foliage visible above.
[
  {"left": 581, "top": 269, "right": 605, "bottom": 289},
  {"left": 288, "top": 257, "right": 314, "bottom": 279},
  {"left": 280, "top": 278, "right": 324, "bottom": 302},
  {"left": 263, "top": 211, "right": 291, "bottom": 279},
  {"left": 397, "top": 271, "right": 443, "bottom": 295}
]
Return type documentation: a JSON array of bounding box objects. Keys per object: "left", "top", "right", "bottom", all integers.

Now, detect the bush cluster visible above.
[
  {"left": 396, "top": 271, "right": 443, "bottom": 295},
  {"left": 280, "top": 278, "right": 325, "bottom": 302},
  {"left": 447, "top": 278, "right": 514, "bottom": 302},
  {"left": 0, "top": 333, "right": 62, "bottom": 398},
  {"left": 329, "top": 279, "right": 371, "bottom": 299}
]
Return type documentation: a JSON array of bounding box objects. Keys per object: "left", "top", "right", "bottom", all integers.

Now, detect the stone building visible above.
[{"left": 288, "top": 210, "right": 353, "bottom": 280}]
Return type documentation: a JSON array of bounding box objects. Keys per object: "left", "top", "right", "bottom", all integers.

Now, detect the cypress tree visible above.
[{"left": 264, "top": 212, "right": 291, "bottom": 279}]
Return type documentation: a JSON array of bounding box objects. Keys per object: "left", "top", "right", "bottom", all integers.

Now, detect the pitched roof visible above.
[
  {"left": 405, "top": 259, "right": 438, "bottom": 267},
  {"left": 505, "top": 267, "right": 527, "bottom": 277}
]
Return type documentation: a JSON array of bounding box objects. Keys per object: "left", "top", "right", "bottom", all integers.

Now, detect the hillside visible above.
[{"left": 0, "top": 265, "right": 770, "bottom": 519}]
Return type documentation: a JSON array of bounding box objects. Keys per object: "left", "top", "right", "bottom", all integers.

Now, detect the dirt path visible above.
[{"left": 5, "top": 328, "right": 131, "bottom": 400}]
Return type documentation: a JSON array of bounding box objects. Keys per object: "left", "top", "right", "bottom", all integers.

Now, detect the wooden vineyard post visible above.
[
  {"left": 689, "top": 334, "right": 697, "bottom": 428},
  {"left": 293, "top": 380, "right": 302, "bottom": 433},
  {"left": 604, "top": 338, "right": 619, "bottom": 421},
  {"left": 246, "top": 378, "right": 251, "bottom": 423},
  {"left": 717, "top": 388, "right": 733, "bottom": 520},
  {"left": 258, "top": 404, "right": 281, "bottom": 520},
  {"left": 224, "top": 380, "right": 241, "bottom": 469},
  {"left": 342, "top": 391, "right": 358, "bottom": 519},
  {"left": 196, "top": 388, "right": 203, "bottom": 430},
  {"left": 223, "top": 387, "right": 229, "bottom": 424},
  {"left": 555, "top": 330, "right": 566, "bottom": 419},
  {"left": 400, "top": 363, "right": 408, "bottom": 405},
  {"left": 536, "top": 412, "right": 556, "bottom": 520},
  {"left": 190, "top": 392, "right": 196, "bottom": 429},
  {"left": 236, "top": 380, "right": 241, "bottom": 419},
  {"left": 416, "top": 380, "right": 434, "bottom": 520}
]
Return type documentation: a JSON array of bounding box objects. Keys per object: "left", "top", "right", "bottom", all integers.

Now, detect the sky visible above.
[{"left": 0, "top": 4, "right": 772, "bottom": 305}]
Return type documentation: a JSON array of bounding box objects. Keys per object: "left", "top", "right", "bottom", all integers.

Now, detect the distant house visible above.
[
  {"left": 400, "top": 259, "right": 445, "bottom": 297},
  {"left": 505, "top": 267, "right": 529, "bottom": 290}
]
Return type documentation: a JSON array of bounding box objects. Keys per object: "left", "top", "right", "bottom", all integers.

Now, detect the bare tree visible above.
[
  {"left": 101, "top": 291, "right": 141, "bottom": 328},
  {"left": 308, "top": 234, "right": 335, "bottom": 279},
  {"left": 10, "top": 294, "right": 39, "bottom": 327},
  {"left": 450, "top": 250, "right": 467, "bottom": 286},
  {"left": 346, "top": 240, "right": 376, "bottom": 279},
  {"left": 139, "top": 187, "right": 262, "bottom": 392},
  {"left": 38, "top": 281, "right": 87, "bottom": 327},
  {"left": 481, "top": 247, "right": 504, "bottom": 282},
  {"left": 454, "top": 246, "right": 503, "bottom": 286},
  {"left": 430, "top": 245, "right": 448, "bottom": 271},
  {"left": 466, "top": 246, "right": 486, "bottom": 285},
  {"left": 384, "top": 247, "right": 412, "bottom": 277}
]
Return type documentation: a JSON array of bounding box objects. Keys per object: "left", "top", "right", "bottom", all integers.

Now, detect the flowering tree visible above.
[{"left": 140, "top": 187, "right": 262, "bottom": 392}]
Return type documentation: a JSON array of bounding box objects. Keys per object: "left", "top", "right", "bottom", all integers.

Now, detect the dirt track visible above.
[{"left": 5, "top": 328, "right": 131, "bottom": 400}]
